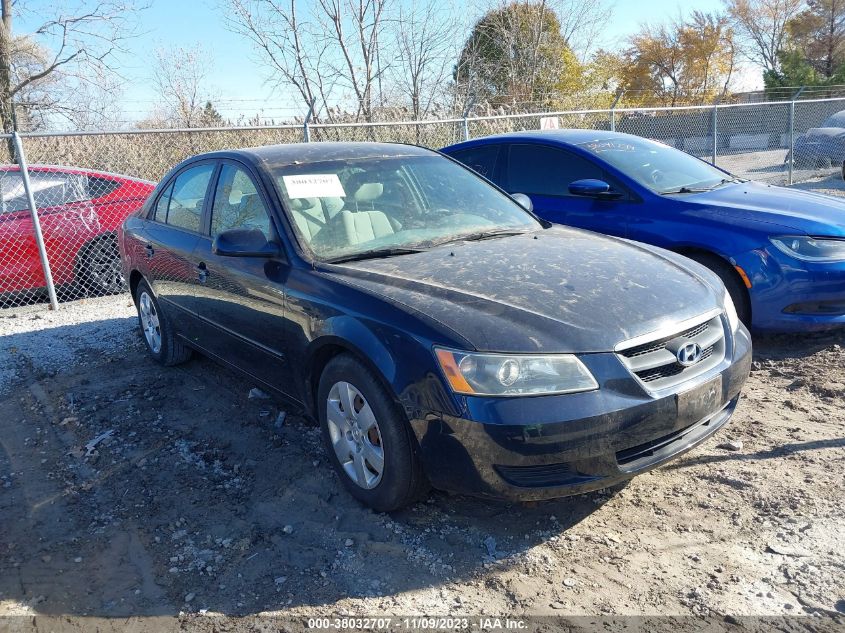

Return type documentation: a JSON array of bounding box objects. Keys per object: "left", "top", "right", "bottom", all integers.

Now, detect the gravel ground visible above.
[{"left": 0, "top": 181, "right": 844, "bottom": 632}]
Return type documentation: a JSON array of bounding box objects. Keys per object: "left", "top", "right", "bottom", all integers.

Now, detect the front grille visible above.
[
  {"left": 635, "top": 346, "right": 715, "bottom": 382},
  {"left": 616, "top": 421, "right": 698, "bottom": 466},
  {"left": 494, "top": 463, "right": 593, "bottom": 488},
  {"left": 621, "top": 321, "right": 709, "bottom": 358},
  {"left": 616, "top": 313, "right": 726, "bottom": 392}
]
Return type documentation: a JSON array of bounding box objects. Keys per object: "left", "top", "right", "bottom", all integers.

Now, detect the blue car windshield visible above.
[
  {"left": 272, "top": 154, "right": 540, "bottom": 261},
  {"left": 578, "top": 137, "right": 730, "bottom": 194}
]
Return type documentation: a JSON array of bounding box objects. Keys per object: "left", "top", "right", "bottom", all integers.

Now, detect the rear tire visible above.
[
  {"left": 685, "top": 252, "right": 751, "bottom": 326},
  {"left": 318, "top": 354, "right": 428, "bottom": 511},
  {"left": 79, "top": 236, "right": 125, "bottom": 296},
  {"left": 133, "top": 279, "right": 192, "bottom": 366}
]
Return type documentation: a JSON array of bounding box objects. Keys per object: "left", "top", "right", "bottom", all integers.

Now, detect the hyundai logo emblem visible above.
[{"left": 676, "top": 342, "right": 703, "bottom": 366}]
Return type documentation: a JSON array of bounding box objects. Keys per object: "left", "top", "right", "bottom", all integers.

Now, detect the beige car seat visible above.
[
  {"left": 289, "top": 197, "right": 327, "bottom": 242},
  {"left": 338, "top": 183, "right": 397, "bottom": 245}
]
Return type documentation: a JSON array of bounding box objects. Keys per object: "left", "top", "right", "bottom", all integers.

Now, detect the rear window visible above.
[
  {"left": 87, "top": 176, "right": 121, "bottom": 199},
  {"left": 0, "top": 171, "right": 87, "bottom": 213}
]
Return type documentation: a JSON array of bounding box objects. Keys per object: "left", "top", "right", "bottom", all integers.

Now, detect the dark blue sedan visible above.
[
  {"left": 119, "top": 142, "right": 750, "bottom": 510},
  {"left": 443, "top": 130, "right": 845, "bottom": 332}
]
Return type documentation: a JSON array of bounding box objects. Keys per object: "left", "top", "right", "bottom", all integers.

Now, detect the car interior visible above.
[{"left": 287, "top": 172, "right": 407, "bottom": 252}]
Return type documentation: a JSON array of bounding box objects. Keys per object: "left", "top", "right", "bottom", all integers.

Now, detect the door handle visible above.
[
  {"left": 196, "top": 262, "right": 208, "bottom": 283},
  {"left": 144, "top": 244, "right": 154, "bottom": 258}
]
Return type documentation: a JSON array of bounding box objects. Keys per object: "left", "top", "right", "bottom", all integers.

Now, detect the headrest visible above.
[
  {"left": 353, "top": 183, "right": 383, "bottom": 202},
  {"left": 289, "top": 197, "right": 317, "bottom": 211}
]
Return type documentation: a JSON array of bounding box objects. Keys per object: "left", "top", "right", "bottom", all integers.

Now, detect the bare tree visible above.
[
  {"left": 315, "top": 0, "right": 391, "bottom": 122},
  {"left": 147, "top": 44, "right": 218, "bottom": 128},
  {"left": 0, "top": 0, "right": 147, "bottom": 136},
  {"left": 225, "top": 0, "right": 325, "bottom": 118},
  {"left": 55, "top": 66, "right": 126, "bottom": 131},
  {"left": 391, "top": 2, "right": 456, "bottom": 120},
  {"left": 224, "top": 0, "right": 393, "bottom": 122},
  {"left": 724, "top": 0, "right": 805, "bottom": 72},
  {"left": 552, "top": 0, "right": 612, "bottom": 60}
]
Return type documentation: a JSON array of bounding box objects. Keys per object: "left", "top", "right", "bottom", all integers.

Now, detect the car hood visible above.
[
  {"left": 321, "top": 227, "right": 722, "bottom": 353},
  {"left": 684, "top": 181, "right": 845, "bottom": 235}
]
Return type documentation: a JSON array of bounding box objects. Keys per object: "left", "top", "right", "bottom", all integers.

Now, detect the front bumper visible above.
[
  {"left": 735, "top": 247, "right": 845, "bottom": 332},
  {"left": 409, "top": 324, "right": 752, "bottom": 501}
]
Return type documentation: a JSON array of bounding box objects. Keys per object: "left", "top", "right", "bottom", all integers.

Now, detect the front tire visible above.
[
  {"left": 318, "top": 354, "right": 428, "bottom": 511},
  {"left": 133, "top": 279, "right": 192, "bottom": 366}
]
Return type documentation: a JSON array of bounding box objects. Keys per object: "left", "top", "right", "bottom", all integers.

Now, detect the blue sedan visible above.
[{"left": 443, "top": 130, "right": 845, "bottom": 332}]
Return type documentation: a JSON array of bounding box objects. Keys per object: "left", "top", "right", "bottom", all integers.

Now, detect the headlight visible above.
[
  {"left": 770, "top": 236, "right": 845, "bottom": 262},
  {"left": 434, "top": 348, "right": 598, "bottom": 396},
  {"left": 723, "top": 289, "right": 740, "bottom": 332}
]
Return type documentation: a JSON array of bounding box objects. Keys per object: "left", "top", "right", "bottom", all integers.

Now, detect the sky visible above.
[{"left": 18, "top": 0, "right": 760, "bottom": 126}]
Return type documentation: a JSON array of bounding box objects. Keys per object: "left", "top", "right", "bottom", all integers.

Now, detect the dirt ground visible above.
[{"left": 1, "top": 180, "right": 844, "bottom": 632}]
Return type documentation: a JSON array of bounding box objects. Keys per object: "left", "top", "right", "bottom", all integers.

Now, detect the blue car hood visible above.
[
  {"left": 322, "top": 227, "right": 723, "bottom": 354},
  {"left": 684, "top": 181, "right": 845, "bottom": 235}
]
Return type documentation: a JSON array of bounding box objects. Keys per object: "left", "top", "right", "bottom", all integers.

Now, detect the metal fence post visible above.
[
  {"left": 462, "top": 98, "right": 476, "bottom": 141},
  {"left": 711, "top": 103, "right": 718, "bottom": 166},
  {"left": 12, "top": 132, "right": 59, "bottom": 310},
  {"left": 303, "top": 99, "right": 315, "bottom": 143},
  {"left": 788, "top": 86, "right": 805, "bottom": 186},
  {"left": 610, "top": 91, "right": 624, "bottom": 132}
]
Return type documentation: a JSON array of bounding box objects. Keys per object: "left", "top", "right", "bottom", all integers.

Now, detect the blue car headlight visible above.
[
  {"left": 434, "top": 348, "right": 598, "bottom": 396},
  {"left": 770, "top": 236, "right": 845, "bottom": 262}
]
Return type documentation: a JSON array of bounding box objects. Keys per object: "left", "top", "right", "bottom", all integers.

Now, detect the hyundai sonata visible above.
[{"left": 119, "top": 142, "right": 751, "bottom": 511}]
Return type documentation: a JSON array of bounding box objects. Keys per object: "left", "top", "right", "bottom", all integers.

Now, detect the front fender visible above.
[{"left": 304, "top": 318, "right": 461, "bottom": 421}]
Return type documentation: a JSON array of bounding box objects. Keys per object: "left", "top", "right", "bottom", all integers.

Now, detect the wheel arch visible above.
[
  {"left": 671, "top": 245, "right": 752, "bottom": 322},
  {"left": 128, "top": 269, "right": 145, "bottom": 301},
  {"left": 304, "top": 335, "right": 401, "bottom": 422}
]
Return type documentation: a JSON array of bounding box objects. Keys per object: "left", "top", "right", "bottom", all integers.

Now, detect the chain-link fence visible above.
[{"left": 4, "top": 96, "right": 845, "bottom": 311}]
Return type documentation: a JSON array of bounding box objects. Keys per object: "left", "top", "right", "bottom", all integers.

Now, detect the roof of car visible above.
[
  {"left": 193, "top": 142, "right": 436, "bottom": 169},
  {"left": 443, "top": 129, "right": 629, "bottom": 150}
]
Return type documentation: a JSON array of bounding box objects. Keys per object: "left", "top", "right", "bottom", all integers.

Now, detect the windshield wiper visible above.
[
  {"left": 661, "top": 186, "right": 712, "bottom": 195},
  {"left": 661, "top": 177, "right": 742, "bottom": 195},
  {"left": 430, "top": 229, "right": 529, "bottom": 247},
  {"left": 325, "top": 246, "right": 428, "bottom": 264}
]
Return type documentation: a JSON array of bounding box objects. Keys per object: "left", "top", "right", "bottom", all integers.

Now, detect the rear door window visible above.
[{"left": 163, "top": 164, "right": 215, "bottom": 232}]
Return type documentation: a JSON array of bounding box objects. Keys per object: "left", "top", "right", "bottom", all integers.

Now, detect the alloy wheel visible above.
[
  {"left": 86, "top": 240, "right": 125, "bottom": 293},
  {"left": 326, "top": 380, "right": 385, "bottom": 489},
  {"left": 138, "top": 291, "right": 162, "bottom": 354}
]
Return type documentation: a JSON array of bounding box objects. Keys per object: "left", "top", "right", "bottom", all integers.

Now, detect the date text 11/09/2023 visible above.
[{"left": 306, "top": 617, "right": 528, "bottom": 630}]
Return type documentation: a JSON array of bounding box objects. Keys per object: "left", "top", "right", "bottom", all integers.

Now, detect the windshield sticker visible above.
[{"left": 283, "top": 174, "right": 346, "bottom": 198}]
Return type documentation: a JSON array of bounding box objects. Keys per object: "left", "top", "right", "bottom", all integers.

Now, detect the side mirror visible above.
[
  {"left": 511, "top": 193, "right": 533, "bottom": 212},
  {"left": 569, "top": 179, "right": 622, "bottom": 199},
  {"left": 212, "top": 228, "right": 280, "bottom": 258}
]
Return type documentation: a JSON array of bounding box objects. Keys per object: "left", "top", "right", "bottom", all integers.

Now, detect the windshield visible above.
[
  {"left": 578, "top": 137, "right": 731, "bottom": 194},
  {"left": 272, "top": 154, "right": 539, "bottom": 261},
  {"left": 823, "top": 111, "right": 845, "bottom": 128}
]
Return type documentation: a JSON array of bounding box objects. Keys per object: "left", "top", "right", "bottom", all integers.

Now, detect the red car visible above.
[{"left": 0, "top": 165, "right": 155, "bottom": 299}]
